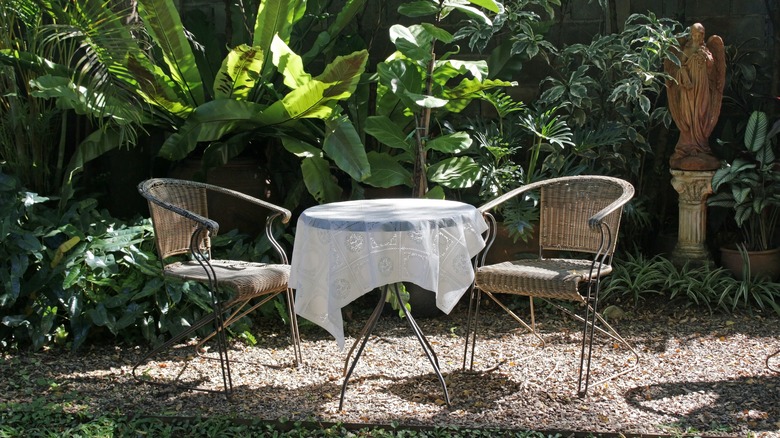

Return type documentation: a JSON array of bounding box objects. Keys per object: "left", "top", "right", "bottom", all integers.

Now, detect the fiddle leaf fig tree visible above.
[{"left": 364, "top": 0, "right": 516, "bottom": 197}]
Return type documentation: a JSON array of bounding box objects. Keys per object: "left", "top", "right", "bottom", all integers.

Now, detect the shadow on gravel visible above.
[{"left": 624, "top": 373, "right": 780, "bottom": 433}]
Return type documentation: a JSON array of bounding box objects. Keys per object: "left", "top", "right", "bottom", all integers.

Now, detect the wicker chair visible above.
[
  {"left": 462, "top": 175, "right": 638, "bottom": 396},
  {"left": 134, "top": 178, "right": 301, "bottom": 397}
]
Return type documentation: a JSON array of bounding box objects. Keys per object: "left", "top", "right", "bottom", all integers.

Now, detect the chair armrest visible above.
[
  {"left": 139, "top": 181, "right": 220, "bottom": 233},
  {"left": 201, "top": 183, "right": 292, "bottom": 225},
  {"left": 479, "top": 175, "right": 634, "bottom": 230}
]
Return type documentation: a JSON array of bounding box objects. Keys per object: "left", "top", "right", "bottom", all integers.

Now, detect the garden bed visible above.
[{"left": 2, "top": 298, "right": 779, "bottom": 437}]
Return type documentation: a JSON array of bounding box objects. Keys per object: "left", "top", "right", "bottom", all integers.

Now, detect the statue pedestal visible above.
[{"left": 670, "top": 169, "right": 714, "bottom": 266}]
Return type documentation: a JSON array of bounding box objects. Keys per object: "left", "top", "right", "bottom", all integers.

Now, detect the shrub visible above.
[
  {"left": 0, "top": 169, "right": 285, "bottom": 351},
  {"left": 602, "top": 250, "right": 780, "bottom": 314}
]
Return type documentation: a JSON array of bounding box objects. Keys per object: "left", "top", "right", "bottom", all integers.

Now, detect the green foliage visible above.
[
  {"left": 602, "top": 251, "right": 780, "bottom": 314},
  {"left": 363, "top": 0, "right": 515, "bottom": 197},
  {"left": 709, "top": 110, "right": 780, "bottom": 251},
  {"left": 0, "top": 0, "right": 84, "bottom": 198},
  {"left": 0, "top": 169, "right": 285, "bottom": 351},
  {"left": 536, "top": 12, "right": 682, "bottom": 181},
  {"left": 599, "top": 252, "right": 666, "bottom": 306},
  {"left": 2, "top": 0, "right": 369, "bottom": 206}
]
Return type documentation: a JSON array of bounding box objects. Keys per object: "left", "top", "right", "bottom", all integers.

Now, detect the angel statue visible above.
[{"left": 663, "top": 23, "right": 726, "bottom": 170}]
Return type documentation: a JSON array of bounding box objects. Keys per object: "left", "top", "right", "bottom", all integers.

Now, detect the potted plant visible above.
[{"left": 708, "top": 110, "right": 780, "bottom": 280}]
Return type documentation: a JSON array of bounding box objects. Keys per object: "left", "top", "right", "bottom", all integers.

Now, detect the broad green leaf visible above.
[
  {"left": 30, "top": 75, "right": 147, "bottom": 123},
  {"left": 131, "top": 277, "right": 165, "bottom": 301},
  {"left": 434, "top": 59, "right": 489, "bottom": 83},
  {"left": 301, "top": 156, "right": 343, "bottom": 203},
  {"left": 158, "top": 99, "right": 269, "bottom": 161},
  {"left": 254, "top": 0, "right": 295, "bottom": 48},
  {"left": 466, "top": 0, "right": 500, "bottom": 13},
  {"left": 443, "top": 77, "right": 515, "bottom": 112},
  {"left": 323, "top": 116, "right": 371, "bottom": 182},
  {"left": 303, "top": 0, "right": 368, "bottom": 62},
  {"left": 389, "top": 24, "right": 432, "bottom": 62},
  {"left": 126, "top": 55, "right": 194, "bottom": 115},
  {"left": 51, "top": 237, "right": 81, "bottom": 268},
  {"left": 363, "top": 152, "right": 412, "bottom": 188},
  {"left": 259, "top": 50, "right": 368, "bottom": 124},
  {"left": 365, "top": 116, "right": 413, "bottom": 151},
  {"left": 88, "top": 304, "right": 109, "bottom": 327},
  {"left": 424, "top": 185, "right": 446, "bottom": 199},
  {"left": 443, "top": 2, "right": 492, "bottom": 25},
  {"left": 425, "top": 132, "right": 473, "bottom": 153},
  {"left": 427, "top": 156, "right": 481, "bottom": 188},
  {"left": 271, "top": 36, "right": 311, "bottom": 90},
  {"left": 0, "top": 49, "right": 71, "bottom": 77},
  {"left": 138, "top": 0, "right": 205, "bottom": 105},
  {"left": 377, "top": 58, "right": 425, "bottom": 111},
  {"left": 64, "top": 129, "right": 122, "bottom": 184},
  {"left": 281, "top": 137, "right": 320, "bottom": 157},
  {"left": 398, "top": 1, "right": 440, "bottom": 17},
  {"left": 404, "top": 91, "right": 449, "bottom": 108},
  {"left": 420, "top": 23, "right": 454, "bottom": 44},
  {"left": 744, "top": 111, "right": 772, "bottom": 163},
  {"left": 14, "top": 234, "right": 44, "bottom": 255},
  {"left": 214, "top": 45, "right": 265, "bottom": 99}
]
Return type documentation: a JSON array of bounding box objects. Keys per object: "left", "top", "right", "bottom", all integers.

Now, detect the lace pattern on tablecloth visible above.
[{"left": 290, "top": 199, "right": 488, "bottom": 349}]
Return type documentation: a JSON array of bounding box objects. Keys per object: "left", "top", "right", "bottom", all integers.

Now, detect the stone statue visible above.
[{"left": 663, "top": 23, "right": 726, "bottom": 171}]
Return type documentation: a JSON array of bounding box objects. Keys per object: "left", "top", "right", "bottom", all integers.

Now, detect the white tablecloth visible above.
[{"left": 290, "top": 198, "right": 488, "bottom": 348}]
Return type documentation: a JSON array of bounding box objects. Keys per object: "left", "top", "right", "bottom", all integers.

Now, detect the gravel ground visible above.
[{"left": 3, "top": 296, "right": 780, "bottom": 437}]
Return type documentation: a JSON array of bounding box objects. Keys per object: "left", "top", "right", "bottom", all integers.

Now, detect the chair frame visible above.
[
  {"left": 462, "top": 175, "right": 638, "bottom": 396},
  {"left": 768, "top": 350, "right": 780, "bottom": 372},
  {"left": 133, "top": 178, "right": 301, "bottom": 397}
]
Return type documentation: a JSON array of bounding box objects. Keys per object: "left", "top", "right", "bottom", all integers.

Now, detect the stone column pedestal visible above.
[{"left": 670, "top": 169, "right": 715, "bottom": 266}]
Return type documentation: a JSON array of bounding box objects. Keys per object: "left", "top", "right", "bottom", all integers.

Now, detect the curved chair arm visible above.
[
  {"left": 139, "top": 179, "right": 220, "bottom": 233},
  {"left": 479, "top": 175, "right": 634, "bottom": 230},
  {"left": 189, "top": 180, "right": 293, "bottom": 225}
]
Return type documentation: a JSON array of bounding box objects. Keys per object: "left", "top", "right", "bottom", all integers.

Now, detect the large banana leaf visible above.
[
  {"left": 257, "top": 49, "right": 368, "bottom": 125},
  {"left": 158, "top": 99, "right": 269, "bottom": 161},
  {"left": 323, "top": 115, "right": 370, "bottom": 183},
  {"left": 137, "top": 0, "right": 204, "bottom": 105},
  {"left": 253, "top": 0, "right": 298, "bottom": 72},
  {"left": 301, "top": 155, "right": 343, "bottom": 203},
  {"left": 213, "top": 45, "right": 266, "bottom": 100}
]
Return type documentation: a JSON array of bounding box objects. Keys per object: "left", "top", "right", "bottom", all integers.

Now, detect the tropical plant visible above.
[
  {"left": 458, "top": 91, "right": 577, "bottom": 241},
  {"left": 709, "top": 110, "right": 780, "bottom": 251},
  {"left": 361, "top": 0, "right": 516, "bottom": 198},
  {"left": 0, "top": 168, "right": 289, "bottom": 351},
  {"left": 452, "top": 0, "right": 561, "bottom": 78},
  {"left": 601, "top": 251, "right": 780, "bottom": 315},
  {"left": 535, "top": 12, "right": 683, "bottom": 182},
  {"left": 0, "top": 0, "right": 85, "bottom": 198},
  {"left": 599, "top": 251, "right": 667, "bottom": 307},
  {"left": 2, "top": 0, "right": 369, "bottom": 205}
]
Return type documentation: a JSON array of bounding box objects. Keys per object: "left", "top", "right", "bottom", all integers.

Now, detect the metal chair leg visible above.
[{"left": 767, "top": 350, "right": 780, "bottom": 372}]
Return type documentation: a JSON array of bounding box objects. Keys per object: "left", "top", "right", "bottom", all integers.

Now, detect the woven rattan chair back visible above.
[
  {"left": 144, "top": 180, "right": 210, "bottom": 260},
  {"left": 539, "top": 178, "right": 624, "bottom": 256}
]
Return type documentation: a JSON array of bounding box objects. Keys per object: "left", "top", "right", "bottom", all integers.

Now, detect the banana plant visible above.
[
  {"left": 2, "top": 0, "right": 369, "bottom": 204},
  {"left": 363, "top": 0, "right": 516, "bottom": 198}
]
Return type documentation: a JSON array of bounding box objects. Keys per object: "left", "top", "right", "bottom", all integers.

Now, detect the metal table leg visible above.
[{"left": 339, "top": 283, "right": 451, "bottom": 410}]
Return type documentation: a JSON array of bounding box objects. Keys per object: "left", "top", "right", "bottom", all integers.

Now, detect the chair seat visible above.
[
  {"left": 165, "top": 260, "right": 290, "bottom": 302},
  {"left": 476, "top": 258, "right": 612, "bottom": 302}
]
